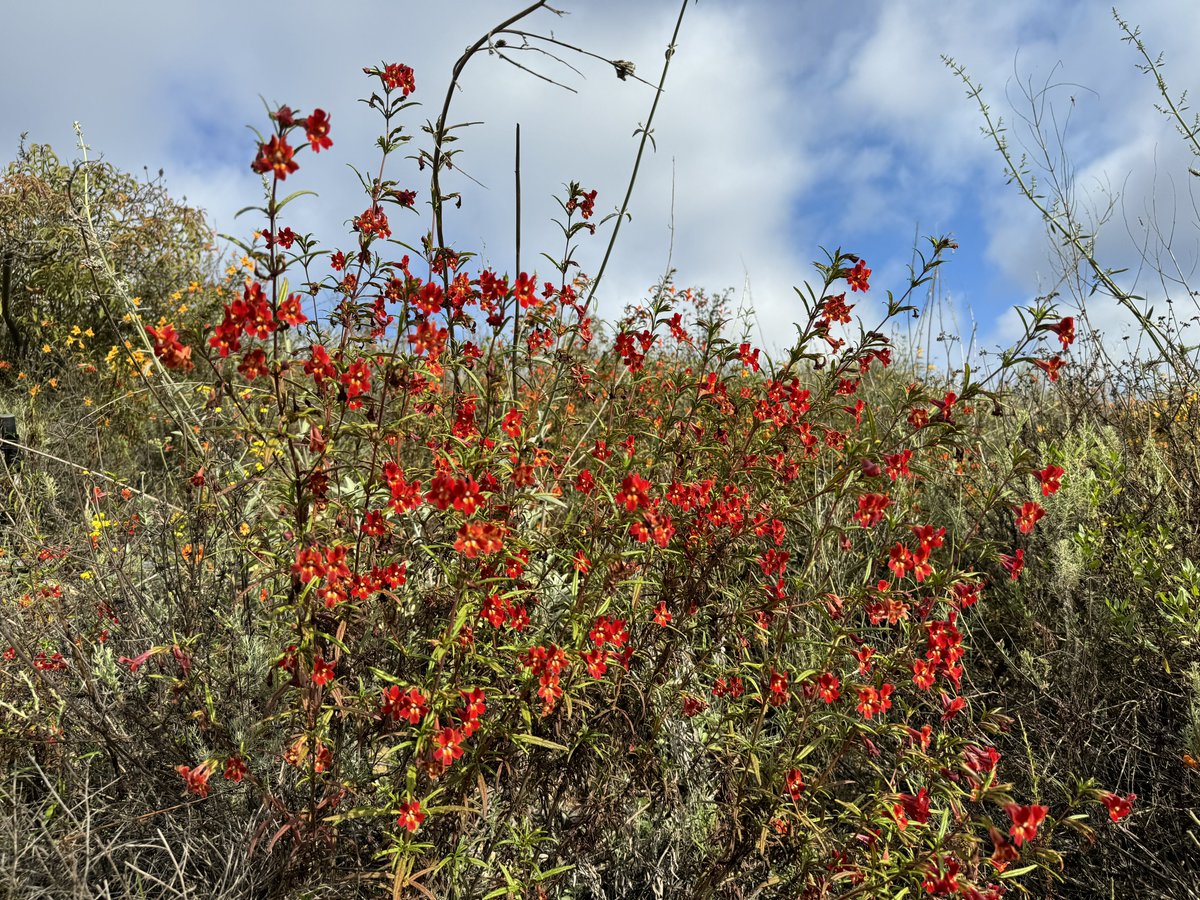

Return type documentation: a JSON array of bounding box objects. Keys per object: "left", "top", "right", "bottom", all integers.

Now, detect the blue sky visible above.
[{"left": 4, "top": 0, "right": 1199, "bottom": 366}]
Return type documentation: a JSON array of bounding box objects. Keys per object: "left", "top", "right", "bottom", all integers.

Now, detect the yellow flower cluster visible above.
[{"left": 105, "top": 340, "right": 153, "bottom": 378}]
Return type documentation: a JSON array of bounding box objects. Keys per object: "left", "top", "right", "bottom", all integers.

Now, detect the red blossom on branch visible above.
[{"left": 251, "top": 135, "right": 298, "bottom": 180}]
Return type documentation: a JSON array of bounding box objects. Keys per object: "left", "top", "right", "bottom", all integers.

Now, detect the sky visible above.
[{"left": 4, "top": 0, "right": 1200, "bottom": 370}]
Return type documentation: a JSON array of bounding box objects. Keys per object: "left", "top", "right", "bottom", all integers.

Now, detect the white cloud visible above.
[{"left": 5, "top": 0, "right": 1200, "bottom": 365}]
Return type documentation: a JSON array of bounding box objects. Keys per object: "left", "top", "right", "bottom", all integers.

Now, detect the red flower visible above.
[
  {"left": 407, "top": 320, "right": 448, "bottom": 358},
  {"left": 1005, "top": 802, "right": 1048, "bottom": 846},
  {"left": 237, "top": 348, "right": 269, "bottom": 381},
  {"left": 999, "top": 548, "right": 1025, "bottom": 581},
  {"left": 1048, "top": 316, "right": 1075, "bottom": 350},
  {"left": 913, "top": 524, "right": 945, "bottom": 553},
  {"left": 341, "top": 358, "right": 372, "bottom": 400},
  {"left": 589, "top": 616, "right": 629, "bottom": 648},
  {"left": 381, "top": 685, "right": 427, "bottom": 725},
  {"left": 454, "top": 521, "right": 507, "bottom": 558},
  {"left": 354, "top": 205, "right": 391, "bottom": 240},
  {"left": 951, "top": 581, "right": 982, "bottom": 608},
  {"left": 682, "top": 695, "right": 708, "bottom": 717},
  {"left": 236, "top": 282, "right": 276, "bottom": 338},
  {"left": 361, "top": 510, "right": 389, "bottom": 537},
  {"left": 899, "top": 787, "right": 931, "bottom": 825},
  {"left": 883, "top": 448, "right": 912, "bottom": 480},
  {"left": 785, "top": 768, "right": 805, "bottom": 801},
  {"left": 584, "top": 648, "right": 608, "bottom": 679},
  {"left": 988, "top": 826, "right": 1020, "bottom": 873},
  {"left": 460, "top": 687, "right": 487, "bottom": 720},
  {"left": 311, "top": 655, "right": 335, "bottom": 686},
  {"left": 921, "top": 855, "right": 961, "bottom": 895},
  {"left": 856, "top": 683, "right": 893, "bottom": 719},
  {"left": 433, "top": 726, "right": 464, "bottom": 766},
  {"left": 940, "top": 691, "right": 965, "bottom": 721},
  {"left": 277, "top": 293, "right": 307, "bottom": 326},
  {"left": 1014, "top": 501, "right": 1045, "bottom": 534},
  {"left": 304, "top": 345, "right": 337, "bottom": 384},
  {"left": 265, "top": 226, "right": 295, "bottom": 249},
  {"left": 176, "top": 761, "right": 214, "bottom": 797},
  {"left": 1036, "top": 464, "right": 1064, "bottom": 496},
  {"left": 313, "top": 742, "right": 332, "bottom": 773},
  {"left": 767, "top": 668, "right": 790, "bottom": 706},
  {"left": 1097, "top": 790, "right": 1135, "bottom": 822},
  {"left": 907, "top": 724, "right": 933, "bottom": 751},
  {"left": 223, "top": 756, "right": 247, "bottom": 782},
  {"left": 853, "top": 493, "right": 891, "bottom": 528},
  {"left": 251, "top": 135, "right": 299, "bottom": 180},
  {"left": 513, "top": 272, "right": 538, "bottom": 310},
  {"left": 380, "top": 63, "right": 416, "bottom": 96},
  {"left": 817, "top": 672, "right": 840, "bottom": 703},
  {"left": 615, "top": 472, "right": 653, "bottom": 512},
  {"left": 912, "top": 658, "right": 936, "bottom": 690},
  {"left": 1033, "top": 356, "right": 1066, "bottom": 381},
  {"left": 854, "top": 644, "right": 875, "bottom": 674},
  {"left": 846, "top": 259, "right": 871, "bottom": 293},
  {"left": 963, "top": 744, "right": 1001, "bottom": 782},
  {"left": 304, "top": 108, "right": 332, "bottom": 152},
  {"left": 501, "top": 408, "right": 524, "bottom": 438},
  {"left": 396, "top": 798, "right": 426, "bottom": 832},
  {"left": 145, "top": 323, "right": 193, "bottom": 370},
  {"left": 653, "top": 601, "right": 672, "bottom": 626}
]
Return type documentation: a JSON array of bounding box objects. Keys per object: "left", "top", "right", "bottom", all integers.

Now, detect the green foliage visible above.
[{"left": 0, "top": 140, "right": 221, "bottom": 367}]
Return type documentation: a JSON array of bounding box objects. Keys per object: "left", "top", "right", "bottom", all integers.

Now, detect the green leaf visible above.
[
  {"left": 999, "top": 864, "right": 1038, "bottom": 879},
  {"left": 323, "top": 805, "right": 393, "bottom": 824},
  {"left": 274, "top": 189, "right": 318, "bottom": 213},
  {"left": 512, "top": 733, "right": 569, "bottom": 753}
]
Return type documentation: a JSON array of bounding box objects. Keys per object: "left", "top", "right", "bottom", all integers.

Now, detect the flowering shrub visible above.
[{"left": 0, "top": 38, "right": 1141, "bottom": 900}]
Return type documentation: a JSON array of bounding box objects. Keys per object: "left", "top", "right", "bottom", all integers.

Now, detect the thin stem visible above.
[{"left": 582, "top": 0, "right": 691, "bottom": 313}]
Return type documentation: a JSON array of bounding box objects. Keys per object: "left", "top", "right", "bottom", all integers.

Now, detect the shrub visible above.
[{"left": 0, "top": 9, "right": 1137, "bottom": 898}]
